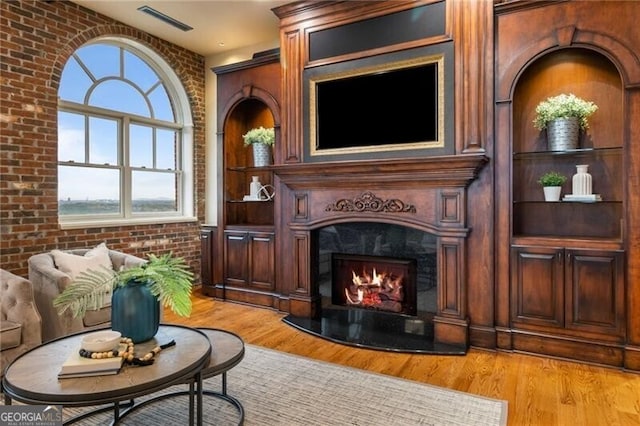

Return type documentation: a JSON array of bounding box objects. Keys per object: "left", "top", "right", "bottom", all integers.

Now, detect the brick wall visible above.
[{"left": 0, "top": 0, "right": 206, "bottom": 280}]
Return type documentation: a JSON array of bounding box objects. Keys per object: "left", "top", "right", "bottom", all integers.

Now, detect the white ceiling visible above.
[{"left": 72, "top": 0, "right": 291, "bottom": 57}]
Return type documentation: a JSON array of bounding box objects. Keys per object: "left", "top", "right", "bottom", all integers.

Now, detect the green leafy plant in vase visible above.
[
  {"left": 243, "top": 126, "right": 275, "bottom": 167},
  {"left": 538, "top": 171, "right": 567, "bottom": 187},
  {"left": 538, "top": 171, "right": 567, "bottom": 202},
  {"left": 53, "top": 253, "right": 193, "bottom": 342},
  {"left": 533, "top": 93, "right": 598, "bottom": 151}
]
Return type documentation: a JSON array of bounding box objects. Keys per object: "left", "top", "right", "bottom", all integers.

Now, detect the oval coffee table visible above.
[{"left": 2, "top": 324, "right": 211, "bottom": 425}]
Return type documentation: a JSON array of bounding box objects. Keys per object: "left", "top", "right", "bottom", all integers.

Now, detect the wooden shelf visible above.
[{"left": 513, "top": 146, "right": 622, "bottom": 158}]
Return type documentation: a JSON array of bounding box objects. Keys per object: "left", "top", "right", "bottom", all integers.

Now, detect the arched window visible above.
[{"left": 57, "top": 39, "right": 194, "bottom": 227}]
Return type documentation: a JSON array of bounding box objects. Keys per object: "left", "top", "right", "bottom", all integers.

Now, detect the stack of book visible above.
[
  {"left": 58, "top": 345, "right": 125, "bottom": 379},
  {"left": 562, "top": 194, "right": 602, "bottom": 203}
]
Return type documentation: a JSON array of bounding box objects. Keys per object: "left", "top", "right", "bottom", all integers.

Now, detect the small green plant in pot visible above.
[
  {"left": 533, "top": 93, "right": 598, "bottom": 151},
  {"left": 538, "top": 171, "right": 567, "bottom": 187},
  {"left": 53, "top": 253, "right": 193, "bottom": 342},
  {"left": 243, "top": 126, "right": 275, "bottom": 167},
  {"left": 538, "top": 171, "right": 567, "bottom": 202}
]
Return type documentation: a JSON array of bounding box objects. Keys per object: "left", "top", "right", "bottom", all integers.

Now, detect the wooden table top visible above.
[
  {"left": 195, "top": 328, "right": 245, "bottom": 378},
  {"left": 2, "top": 324, "right": 211, "bottom": 406}
]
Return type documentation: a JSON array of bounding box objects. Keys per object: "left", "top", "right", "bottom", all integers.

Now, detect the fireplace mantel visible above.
[{"left": 273, "top": 154, "right": 489, "bottom": 190}]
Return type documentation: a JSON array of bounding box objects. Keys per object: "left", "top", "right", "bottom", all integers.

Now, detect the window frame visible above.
[{"left": 57, "top": 38, "right": 195, "bottom": 229}]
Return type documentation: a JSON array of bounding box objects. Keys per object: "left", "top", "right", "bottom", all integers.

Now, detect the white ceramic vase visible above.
[{"left": 572, "top": 164, "right": 592, "bottom": 195}]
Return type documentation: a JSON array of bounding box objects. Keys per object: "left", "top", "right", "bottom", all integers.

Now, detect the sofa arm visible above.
[
  {"left": 28, "top": 252, "right": 73, "bottom": 294},
  {"left": 0, "top": 270, "right": 42, "bottom": 350},
  {"left": 1, "top": 270, "right": 43, "bottom": 377},
  {"left": 109, "top": 250, "right": 146, "bottom": 271},
  {"left": 28, "top": 253, "right": 80, "bottom": 342}
]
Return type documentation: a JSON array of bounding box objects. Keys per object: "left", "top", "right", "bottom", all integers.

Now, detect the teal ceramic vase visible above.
[{"left": 111, "top": 279, "right": 160, "bottom": 343}]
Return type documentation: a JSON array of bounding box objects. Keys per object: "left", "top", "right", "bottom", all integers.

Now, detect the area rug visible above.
[{"left": 2, "top": 344, "right": 508, "bottom": 425}]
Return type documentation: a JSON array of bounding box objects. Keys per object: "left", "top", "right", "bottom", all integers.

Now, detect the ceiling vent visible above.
[{"left": 137, "top": 5, "right": 193, "bottom": 32}]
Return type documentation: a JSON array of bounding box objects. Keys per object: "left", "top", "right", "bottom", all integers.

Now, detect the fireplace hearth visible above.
[{"left": 283, "top": 308, "right": 465, "bottom": 354}]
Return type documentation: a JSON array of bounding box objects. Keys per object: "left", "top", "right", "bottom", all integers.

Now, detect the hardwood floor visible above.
[{"left": 164, "top": 291, "right": 640, "bottom": 426}]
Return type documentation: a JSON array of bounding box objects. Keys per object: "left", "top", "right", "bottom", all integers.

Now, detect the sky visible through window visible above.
[{"left": 58, "top": 43, "right": 177, "bottom": 205}]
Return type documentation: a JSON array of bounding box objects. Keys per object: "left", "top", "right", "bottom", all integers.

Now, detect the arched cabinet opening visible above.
[
  {"left": 223, "top": 98, "right": 276, "bottom": 227},
  {"left": 512, "top": 48, "right": 624, "bottom": 240}
]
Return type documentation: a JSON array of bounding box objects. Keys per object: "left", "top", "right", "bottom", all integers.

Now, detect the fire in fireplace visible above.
[{"left": 332, "top": 254, "right": 417, "bottom": 315}]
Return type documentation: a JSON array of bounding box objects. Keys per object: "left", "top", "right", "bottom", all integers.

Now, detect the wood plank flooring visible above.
[{"left": 163, "top": 292, "right": 640, "bottom": 426}]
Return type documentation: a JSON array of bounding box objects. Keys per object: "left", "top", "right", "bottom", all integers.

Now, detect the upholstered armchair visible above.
[
  {"left": 1, "top": 269, "right": 42, "bottom": 377},
  {"left": 28, "top": 246, "right": 145, "bottom": 343}
]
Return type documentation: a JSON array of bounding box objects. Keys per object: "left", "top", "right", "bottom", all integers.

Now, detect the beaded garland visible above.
[{"left": 79, "top": 337, "right": 176, "bottom": 366}]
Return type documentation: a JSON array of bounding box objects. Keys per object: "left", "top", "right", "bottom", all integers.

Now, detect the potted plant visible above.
[
  {"left": 538, "top": 171, "right": 567, "bottom": 202},
  {"left": 243, "top": 126, "right": 275, "bottom": 167},
  {"left": 533, "top": 93, "right": 598, "bottom": 151},
  {"left": 53, "top": 253, "right": 193, "bottom": 342}
]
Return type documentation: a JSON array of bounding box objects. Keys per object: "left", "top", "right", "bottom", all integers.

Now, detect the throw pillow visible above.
[
  {"left": 0, "top": 320, "right": 22, "bottom": 351},
  {"left": 51, "top": 242, "right": 113, "bottom": 280}
]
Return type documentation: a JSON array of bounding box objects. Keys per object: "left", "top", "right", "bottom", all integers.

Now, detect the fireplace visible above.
[
  {"left": 283, "top": 222, "right": 465, "bottom": 354},
  {"left": 316, "top": 222, "right": 437, "bottom": 313},
  {"left": 274, "top": 156, "right": 488, "bottom": 353},
  {"left": 332, "top": 253, "right": 416, "bottom": 315}
]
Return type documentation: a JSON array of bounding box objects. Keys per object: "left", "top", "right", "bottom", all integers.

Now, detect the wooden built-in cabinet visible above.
[
  {"left": 495, "top": 0, "right": 640, "bottom": 370},
  {"left": 199, "top": 0, "right": 640, "bottom": 371},
  {"left": 224, "top": 228, "right": 275, "bottom": 289},
  {"left": 200, "top": 226, "right": 216, "bottom": 297},
  {"left": 511, "top": 246, "right": 625, "bottom": 338},
  {"left": 208, "top": 51, "right": 281, "bottom": 309}
]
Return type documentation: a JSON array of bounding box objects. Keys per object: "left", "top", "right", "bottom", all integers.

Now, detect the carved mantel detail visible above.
[{"left": 325, "top": 191, "right": 416, "bottom": 213}]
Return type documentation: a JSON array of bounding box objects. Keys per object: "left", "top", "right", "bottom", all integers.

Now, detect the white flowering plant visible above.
[
  {"left": 533, "top": 93, "right": 598, "bottom": 131},
  {"left": 242, "top": 126, "right": 275, "bottom": 146}
]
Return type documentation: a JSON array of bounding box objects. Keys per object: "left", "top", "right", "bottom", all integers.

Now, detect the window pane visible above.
[
  {"left": 59, "top": 57, "right": 93, "bottom": 103},
  {"left": 89, "top": 117, "right": 118, "bottom": 165},
  {"left": 89, "top": 80, "right": 150, "bottom": 117},
  {"left": 148, "top": 84, "right": 175, "bottom": 121},
  {"left": 75, "top": 44, "right": 120, "bottom": 80},
  {"left": 130, "top": 124, "right": 153, "bottom": 168},
  {"left": 124, "top": 50, "right": 159, "bottom": 93},
  {"left": 132, "top": 170, "right": 177, "bottom": 213},
  {"left": 58, "top": 112, "right": 85, "bottom": 162},
  {"left": 156, "top": 129, "right": 177, "bottom": 170},
  {"left": 58, "top": 166, "right": 120, "bottom": 215}
]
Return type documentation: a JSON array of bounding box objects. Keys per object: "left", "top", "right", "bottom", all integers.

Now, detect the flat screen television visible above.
[{"left": 306, "top": 51, "right": 448, "bottom": 161}]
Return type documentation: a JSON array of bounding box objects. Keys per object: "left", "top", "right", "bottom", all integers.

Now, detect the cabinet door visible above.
[
  {"left": 565, "top": 249, "right": 625, "bottom": 337},
  {"left": 200, "top": 228, "right": 215, "bottom": 296},
  {"left": 249, "top": 232, "right": 275, "bottom": 289},
  {"left": 511, "top": 246, "right": 564, "bottom": 328},
  {"left": 224, "top": 231, "right": 248, "bottom": 286}
]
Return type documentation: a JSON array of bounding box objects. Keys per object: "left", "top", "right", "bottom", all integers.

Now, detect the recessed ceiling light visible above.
[{"left": 137, "top": 5, "right": 193, "bottom": 32}]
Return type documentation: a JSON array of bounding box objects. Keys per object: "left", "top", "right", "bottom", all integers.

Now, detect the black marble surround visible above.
[{"left": 283, "top": 222, "right": 466, "bottom": 354}]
